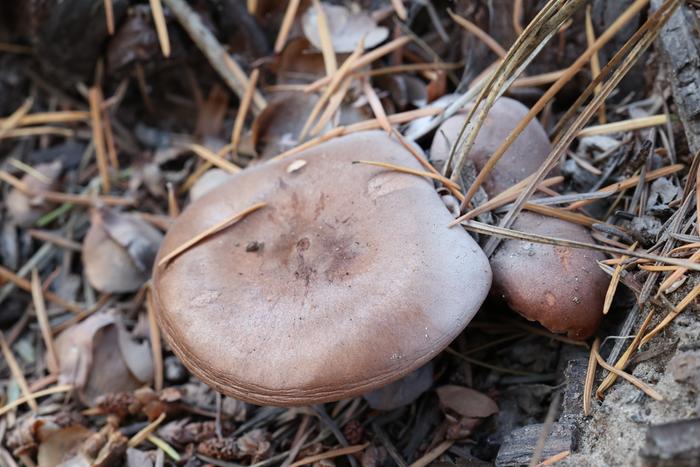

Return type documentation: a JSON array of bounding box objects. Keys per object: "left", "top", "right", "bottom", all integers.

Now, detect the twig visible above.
[
  {"left": 31, "top": 270, "right": 60, "bottom": 375},
  {"left": 161, "top": 0, "right": 266, "bottom": 114}
]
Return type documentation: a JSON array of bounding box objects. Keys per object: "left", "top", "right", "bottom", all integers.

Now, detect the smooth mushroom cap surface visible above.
[
  {"left": 429, "top": 97, "right": 553, "bottom": 194},
  {"left": 431, "top": 97, "right": 607, "bottom": 340},
  {"left": 152, "top": 131, "right": 492, "bottom": 406},
  {"left": 490, "top": 212, "right": 607, "bottom": 340}
]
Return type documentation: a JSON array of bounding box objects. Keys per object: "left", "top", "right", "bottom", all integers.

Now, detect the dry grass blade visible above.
[
  {"left": 150, "top": 0, "right": 171, "bottom": 57},
  {"left": 352, "top": 160, "right": 461, "bottom": 191},
  {"left": 448, "top": 9, "right": 507, "bottom": 58},
  {"left": 584, "top": 5, "right": 606, "bottom": 124},
  {"left": 129, "top": 412, "right": 166, "bottom": 447},
  {"left": 158, "top": 202, "right": 267, "bottom": 268},
  {"left": 147, "top": 290, "right": 164, "bottom": 391},
  {"left": 603, "top": 243, "right": 637, "bottom": 314},
  {"left": 510, "top": 69, "right": 566, "bottom": 88},
  {"left": 275, "top": 0, "right": 301, "bottom": 53},
  {"left": 583, "top": 338, "right": 599, "bottom": 416},
  {"left": 578, "top": 114, "right": 668, "bottom": 137},
  {"left": 147, "top": 435, "right": 181, "bottom": 461},
  {"left": 0, "top": 265, "right": 85, "bottom": 314},
  {"left": 312, "top": 0, "right": 338, "bottom": 76},
  {"left": 409, "top": 440, "right": 455, "bottom": 467},
  {"left": 231, "top": 68, "right": 260, "bottom": 154},
  {"left": 31, "top": 270, "right": 60, "bottom": 375},
  {"left": 103, "top": 0, "right": 115, "bottom": 34},
  {"left": 289, "top": 443, "right": 369, "bottom": 467},
  {"left": 89, "top": 87, "right": 111, "bottom": 192},
  {"left": 460, "top": 220, "right": 700, "bottom": 271},
  {"left": 8, "top": 159, "right": 51, "bottom": 183},
  {"left": 185, "top": 143, "right": 241, "bottom": 174},
  {"left": 0, "top": 333, "right": 38, "bottom": 411},
  {"left": 641, "top": 282, "right": 700, "bottom": 346},
  {"left": 0, "top": 384, "right": 73, "bottom": 417},
  {"left": 592, "top": 342, "right": 663, "bottom": 401}
]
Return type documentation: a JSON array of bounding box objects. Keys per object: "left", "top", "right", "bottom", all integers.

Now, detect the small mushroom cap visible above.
[
  {"left": 152, "top": 131, "right": 492, "bottom": 406},
  {"left": 490, "top": 212, "right": 608, "bottom": 340},
  {"left": 430, "top": 97, "right": 552, "bottom": 195}
]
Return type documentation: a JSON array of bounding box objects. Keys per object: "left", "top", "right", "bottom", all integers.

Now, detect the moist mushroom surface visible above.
[
  {"left": 152, "top": 131, "right": 492, "bottom": 406},
  {"left": 431, "top": 97, "right": 608, "bottom": 340}
]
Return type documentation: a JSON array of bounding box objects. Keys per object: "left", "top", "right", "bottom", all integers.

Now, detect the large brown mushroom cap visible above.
[
  {"left": 152, "top": 131, "right": 491, "bottom": 406},
  {"left": 490, "top": 212, "right": 607, "bottom": 340}
]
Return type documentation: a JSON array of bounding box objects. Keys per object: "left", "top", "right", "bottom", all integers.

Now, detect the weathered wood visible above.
[
  {"left": 495, "top": 422, "right": 577, "bottom": 467},
  {"left": 641, "top": 418, "right": 700, "bottom": 466},
  {"left": 652, "top": 0, "right": 700, "bottom": 154}
]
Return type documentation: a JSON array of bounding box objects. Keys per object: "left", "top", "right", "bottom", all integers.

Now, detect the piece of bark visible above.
[
  {"left": 495, "top": 422, "right": 577, "bottom": 467},
  {"left": 652, "top": 0, "right": 700, "bottom": 154},
  {"left": 640, "top": 418, "right": 700, "bottom": 467}
]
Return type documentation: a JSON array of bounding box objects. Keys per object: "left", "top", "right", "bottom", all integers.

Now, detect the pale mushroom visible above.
[{"left": 152, "top": 131, "right": 492, "bottom": 406}]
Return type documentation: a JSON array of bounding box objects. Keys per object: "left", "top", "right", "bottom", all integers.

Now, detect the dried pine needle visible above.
[
  {"left": 274, "top": 0, "right": 301, "bottom": 53},
  {"left": 0, "top": 97, "right": 34, "bottom": 138},
  {"left": 147, "top": 290, "right": 164, "bottom": 391},
  {"left": 603, "top": 242, "right": 637, "bottom": 314},
  {"left": 583, "top": 337, "right": 599, "bottom": 416},
  {"left": 0, "top": 126, "right": 73, "bottom": 140},
  {"left": 89, "top": 87, "right": 111, "bottom": 192},
  {"left": 538, "top": 450, "right": 571, "bottom": 466},
  {"left": 353, "top": 160, "right": 461, "bottom": 192},
  {"left": 150, "top": 0, "right": 171, "bottom": 57},
  {"left": 129, "top": 412, "right": 166, "bottom": 447},
  {"left": 185, "top": 143, "right": 241, "bottom": 174},
  {"left": 312, "top": 0, "right": 337, "bottom": 76},
  {"left": 641, "top": 282, "right": 700, "bottom": 346},
  {"left": 0, "top": 265, "right": 85, "bottom": 314},
  {"left": 0, "top": 384, "right": 73, "bottom": 417},
  {"left": 390, "top": 0, "right": 408, "bottom": 20},
  {"left": 592, "top": 343, "right": 663, "bottom": 401},
  {"left": 658, "top": 248, "right": 700, "bottom": 293},
  {"left": 448, "top": 9, "right": 507, "bottom": 58},
  {"left": 584, "top": 5, "right": 606, "bottom": 124},
  {"left": 409, "top": 440, "right": 454, "bottom": 467},
  {"left": 158, "top": 202, "right": 267, "bottom": 268},
  {"left": 362, "top": 80, "right": 392, "bottom": 134},
  {"left": 0, "top": 333, "right": 38, "bottom": 411},
  {"left": 8, "top": 158, "right": 52, "bottom": 184},
  {"left": 289, "top": 443, "right": 369, "bottom": 467},
  {"left": 578, "top": 114, "right": 668, "bottom": 137},
  {"left": 230, "top": 68, "right": 260, "bottom": 155},
  {"left": 31, "top": 270, "right": 60, "bottom": 375}
]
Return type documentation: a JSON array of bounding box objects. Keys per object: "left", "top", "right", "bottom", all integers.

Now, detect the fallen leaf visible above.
[
  {"left": 54, "top": 311, "right": 153, "bottom": 405},
  {"left": 302, "top": 3, "right": 388, "bottom": 53},
  {"left": 436, "top": 385, "right": 499, "bottom": 419},
  {"left": 37, "top": 425, "right": 93, "bottom": 467},
  {"left": 83, "top": 207, "right": 163, "bottom": 293}
]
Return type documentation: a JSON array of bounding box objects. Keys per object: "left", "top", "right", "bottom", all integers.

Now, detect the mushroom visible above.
[
  {"left": 152, "top": 131, "right": 492, "bottom": 406},
  {"left": 431, "top": 97, "right": 608, "bottom": 340}
]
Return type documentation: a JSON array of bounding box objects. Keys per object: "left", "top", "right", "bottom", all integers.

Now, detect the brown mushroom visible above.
[
  {"left": 431, "top": 97, "right": 608, "bottom": 340},
  {"left": 152, "top": 131, "right": 492, "bottom": 406}
]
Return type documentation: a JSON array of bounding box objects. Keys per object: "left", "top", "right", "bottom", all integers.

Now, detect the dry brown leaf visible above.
[
  {"left": 436, "top": 384, "right": 499, "bottom": 418},
  {"left": 83, "top": 207, "right": 163, "bottom": 293},
  {"left": 6, "top": 161, "right": 62, "bottom": 227},
  {"left": 301, "top": 3, "right": 388, "bottom": 53},
  {"left": 54, "top": 311, "right": 153, "bottom": 405},
  {"left": 37, "top": 425, "right": 94, "bottom": 467}
]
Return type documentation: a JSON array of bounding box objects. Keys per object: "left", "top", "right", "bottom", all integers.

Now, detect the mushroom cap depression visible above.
[{"left": 152, "top": 131, "right": 492, "bottom": 406}]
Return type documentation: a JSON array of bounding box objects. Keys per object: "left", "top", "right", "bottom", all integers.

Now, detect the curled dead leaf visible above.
[
  {"left": 83, "top": 207, "right": 163, "bottom": 293},
  {"left": 54, "top": 311, "right": 154, "bottom": 406},
  {"left": 301, "top": 3, "right": 388, "bottom": 53},
  {"left": 436, "top": 384, "right": 499, "bottom": 419},
  {"left": 6, "top": 161, "right": 62, "bottom": 227}
]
